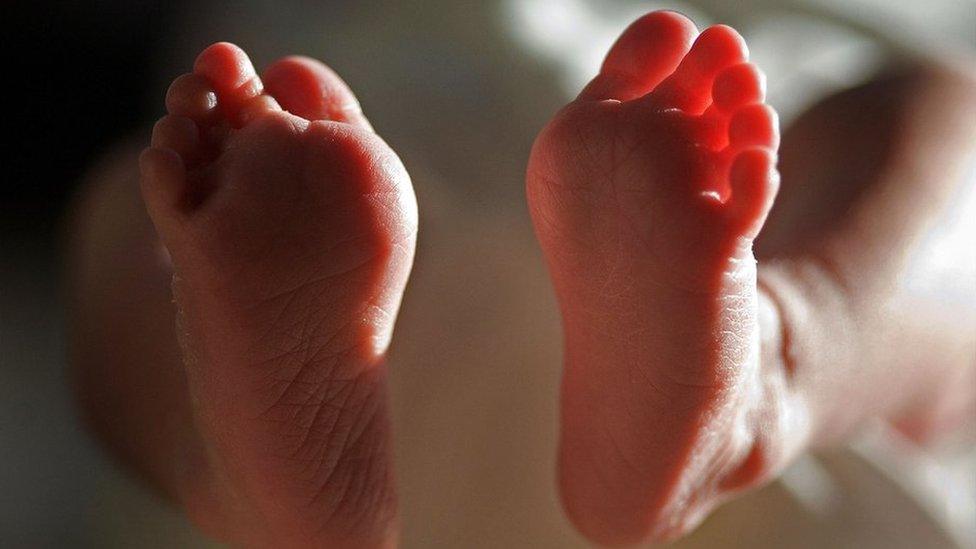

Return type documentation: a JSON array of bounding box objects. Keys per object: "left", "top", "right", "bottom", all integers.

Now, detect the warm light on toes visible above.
[
  {"left": 600, "top": 11, "right": 698, "bottom": 89},
  {"left": 727, "top": 148, "right": 777, "bottom": 234},
  {"left": 713, "top": 63, "right": 766, "bottom": 112},
  {"left": 729, "top": 104, "right": 779, "bottom": 150},
  {"left": 193, "top": 42, "right": 257, "bottom": 91},
  {"left": 650, "top": 24, "right": 749, "bottom": 113},
  {"left": 694, "top": 25, "right": 750, "bottom": 65}
]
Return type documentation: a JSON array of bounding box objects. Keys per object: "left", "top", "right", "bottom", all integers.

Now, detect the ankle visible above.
[
  {"left": 756, "top": 256, "right": 862, "bottom": 442},
  {"left": 709, "top": 291, "right": 804, "bottom": 497}
]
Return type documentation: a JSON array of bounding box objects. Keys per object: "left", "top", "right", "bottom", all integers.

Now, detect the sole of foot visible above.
[
  {"left": 140, "top": 43, "right": 416, "bottom": 548},
  {"left": 527, "top": 11, "right": 782, "bottom": 545}
]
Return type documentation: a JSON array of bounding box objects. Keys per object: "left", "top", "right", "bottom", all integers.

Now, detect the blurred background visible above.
[{"left": 1, "top": 0, "right": 974, "bottom": 547}]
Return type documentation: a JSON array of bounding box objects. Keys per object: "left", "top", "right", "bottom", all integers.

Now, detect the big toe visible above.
[
  {"left": 581, "top": 10, "right": 698, "bottom": 101},
  {"left": 263, "top": 56, "right": 372, "bottom": 129}
]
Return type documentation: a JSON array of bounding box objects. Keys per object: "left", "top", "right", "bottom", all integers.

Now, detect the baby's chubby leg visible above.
[
  {"left": 71, "top": 43, "right": 416, "bottom": 548},
  {"left": 759, "top": 63, "right": 976, "bottom": 444}
]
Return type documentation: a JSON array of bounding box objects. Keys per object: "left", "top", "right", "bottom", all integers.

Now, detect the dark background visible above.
[
  {"left": 3, "top": 2, "right": 175, "bottom": 230},
  {"left": 1, "top": 3, "right": 176, "bottom": 545}
]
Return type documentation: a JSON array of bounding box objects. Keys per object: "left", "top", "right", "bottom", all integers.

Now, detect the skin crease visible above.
[{"left": 65, "top": 11, "right": 975, "bottom": 549}]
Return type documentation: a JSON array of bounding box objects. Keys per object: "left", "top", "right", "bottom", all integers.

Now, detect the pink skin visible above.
[
  {"left": 528, "top": 12, "right": 781, "bottom": 543},
  {"left": 527, "top": 10, "right": 976, "bottom": 546},
  {"left": 139, "top": 43, "right": 416, "bottom": 548}
]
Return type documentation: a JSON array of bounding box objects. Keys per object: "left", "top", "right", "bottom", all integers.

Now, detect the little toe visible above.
[
  {"left": 725, "top": 148, "right": 779, "bottom": 237},
  {"left": 728, "top": 103, "right": 779, "bottom": 151},
  {"left": 650, "top": 24, "right": 749, "bottom": 113},
  {"left": 263, "top": 56, "right": 372, "bottom": 129},
  {"left": 165, "top": 73, "right": 219, "bottom": 122},
  {"left": 580, "top": 11, "right": 698, "bottom": 101},
  {"left": 151, "top": 115, "right": 201, "bottom": 163},
  {"left": 712, "top": 63, "right": 766, "bottom": 113},
  {"left": 139, "top": 147, "right": 188, "bottom": 226},
  {"left": 193, "top": 42, "right": 265, "bottom": 126}
]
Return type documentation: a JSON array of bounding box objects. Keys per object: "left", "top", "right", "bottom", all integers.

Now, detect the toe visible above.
[
  {"left": 193, "top": 42, "right": 266, "bottom": 126},
  {"left": 139, "top": 147, "right": 188, "bottom": 225},
  {"left": 712, "top": 63, "right": 765, "bottom": 113},
  {"left": 728, "top": 103, "right": 779, "bottom": 151},
  {"left": 649, "top": 25, "right": 749, "bottom": 113},
  {"left": 580, "top": 11, "right": 698, "bottom": 101},
  {"left": 151, "top": 115, "right": 201, "bottom": 163},
  {"left": 166, "top": 73, "right": 219, "bottom": 121},
  {"left": 263, "top": 56, "right": 372, "bottom": 129},
  {"left": 686, "top": 64, "right": 766, "bottom": 150},
  {"left": 194, "top": 42, "right": 260, "bottom": 94},
  {"left": 725, "top": 148, "right": 778, "bottom": 237}
]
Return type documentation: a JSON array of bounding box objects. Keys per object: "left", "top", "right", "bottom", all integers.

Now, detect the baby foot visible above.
[
  {"left": 527, "top": 12, "right": 781, "bottom": 545},
  {"left": 140, "top": 43, "right": 416, "bottom": 547}
]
